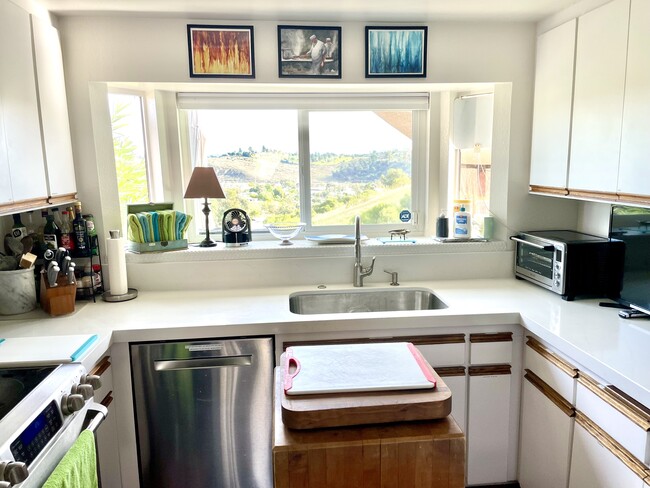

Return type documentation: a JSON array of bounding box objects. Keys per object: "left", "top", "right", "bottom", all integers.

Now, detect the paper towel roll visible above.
[{"left": 106, "top": 231, "right": 128, "bottom": 295}]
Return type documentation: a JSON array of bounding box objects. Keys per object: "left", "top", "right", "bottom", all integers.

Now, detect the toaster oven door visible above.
[{"left": 514, "top": 239, "right": 561, "bottom": 292}]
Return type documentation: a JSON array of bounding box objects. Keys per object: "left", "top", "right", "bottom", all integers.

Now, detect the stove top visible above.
[{"left": 0, "top": 367, "right": 56, "bottom": 421}]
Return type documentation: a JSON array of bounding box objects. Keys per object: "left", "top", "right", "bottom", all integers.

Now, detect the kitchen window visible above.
[
  {"left": 177, "top": 93, "right": 429, "bottom": 236},
  {"left": 108, "top": 91, "right": 163, "bottom": 221}
]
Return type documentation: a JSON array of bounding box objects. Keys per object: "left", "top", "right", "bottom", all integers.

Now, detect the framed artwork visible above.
[
  {"left": 365, "top": 26, "right": 428, "bottom": 78},
  {"left": 187, "top": 25, "right": 255, "bottom": 78},
  {"left": 277, "top": 25, "right": 341, "bottom": 79}
]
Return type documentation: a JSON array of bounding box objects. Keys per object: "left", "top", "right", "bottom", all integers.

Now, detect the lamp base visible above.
[{"left": 198, "top": 239, "right": 218, "bottom": 247}]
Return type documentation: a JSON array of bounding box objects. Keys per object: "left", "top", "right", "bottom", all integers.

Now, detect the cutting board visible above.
[
  {"left": 284, "top": 342, "right": 435, "bottom": 396},
  {"left": 0, "top": 334, "right": 98, "bottom": 367}
]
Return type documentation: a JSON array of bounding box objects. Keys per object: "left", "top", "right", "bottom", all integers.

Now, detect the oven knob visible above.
[
  {"left": 61, "top": 394, "right": 85, "bottom": 415},
  {"left": 0, "top": 461, "right": 28, "bottom": 484},
  {"left": 0, "top": 483, "right": 9, "bottom": 488},
  {"left": 72, "top": 384, "right": 95, "bottom": 401},
  {"left": 80, "top": 374, "right": 102, "bottom": 390}
]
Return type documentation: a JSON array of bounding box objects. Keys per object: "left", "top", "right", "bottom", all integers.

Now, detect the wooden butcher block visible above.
[{"left": 280, "top": 342, "right": 452, "bottom": 429}]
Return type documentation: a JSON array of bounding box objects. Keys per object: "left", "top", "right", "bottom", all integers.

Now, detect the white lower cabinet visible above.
[
  {"left": 467, "top": 366, "right": 512, "bottom": 485},
  {"left": 90, "top": 355, "right": 122, "bottom": 488},
  {"left": 436, "top": 367, "right": 467, "bottom": 433},
  {"left": 569, "top": 413, "right": 647, "bottom": 488},
  {"left": 518, "top": 372, "right": 573, "bottom": 488}
]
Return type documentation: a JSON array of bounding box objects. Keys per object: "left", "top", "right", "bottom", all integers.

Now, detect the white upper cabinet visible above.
[
  {"left": 529, "top": 19, "right": 576, "bottom": 191},
  {"left": 0, "top": 0, "right": 48, "bottom": 205},
  {"left": 568, "top": 0, "right": 630, "bottom": 194},
  {"left": 31, "top": 16, "right": 77, "bottom": 198},
  {"left": 0, "top": 92, "right": 12, "bottom": 205},
  {"left": 617, "top": 0, "right": 650, "bottom": 198}
]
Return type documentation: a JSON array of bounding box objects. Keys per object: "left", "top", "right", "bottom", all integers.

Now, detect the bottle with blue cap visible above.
[{"left": 453, "top": 205, "right": 471, "bottom": 238}]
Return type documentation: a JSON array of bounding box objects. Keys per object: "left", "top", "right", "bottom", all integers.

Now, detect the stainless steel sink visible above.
[{"left": 289, "top": 287, "right": 448, "bottom": 314}]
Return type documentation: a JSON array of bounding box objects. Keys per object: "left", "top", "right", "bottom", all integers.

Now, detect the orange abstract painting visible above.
[{"left": 188, "top": 25, "right": 255, "bottom": 78}]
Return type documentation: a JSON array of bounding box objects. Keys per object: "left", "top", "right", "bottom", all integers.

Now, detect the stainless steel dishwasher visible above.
[{"left": 130, "top": 336, "right": 274, "bottom": 488}]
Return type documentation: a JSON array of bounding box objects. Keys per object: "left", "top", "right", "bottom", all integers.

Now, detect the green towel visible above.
[
  {"left": 127, "top": 214, "right": 144, "bottom": 243},
  {"left": 159, "top": 210, "right": 176, "bottom": 241},
  {"left": 43, "top": 430, "right": 98, "bottom": 488}
]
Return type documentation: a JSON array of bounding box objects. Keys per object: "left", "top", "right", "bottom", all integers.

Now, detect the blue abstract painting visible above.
[{"left": 366, "top": 27, "right": 427, "bottom": 77}]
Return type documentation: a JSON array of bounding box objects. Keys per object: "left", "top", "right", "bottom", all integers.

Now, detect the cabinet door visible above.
[
  {"left": 0, "top": 91, "right": 11, "bottom": 205},
  {"left": 529, "top": 19, "right": 576, "bottom": 191},
  {"left": 568, "top": 0, "right": 630, "bottom": 194},
  {"left": 31, "top": 16, "right": 77, "bottom": 198},
  {"left": 437, "top": 368, "right": 467, "bottom": 434},
  {"left": 0, "top": 0, "right": 47, "bottom": 203},
  {"left": 617, "top": 0, "right": 650, "bottom": 198},
  {"left": 467, "top": 367, "right": 511, "bottom": 485},
  {"left": 569, "top": 415, "right": 646, "bottom": 488},
  {"left": 519, "top": 373, "right": 573, "bottom": 488},
  {"left": 89, "top": 355, "right": 122, "bottom": 488}
]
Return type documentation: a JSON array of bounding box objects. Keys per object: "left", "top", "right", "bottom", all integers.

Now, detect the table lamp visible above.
[{"left": 184, "top": 167, "right": 225, "bottom": 247}]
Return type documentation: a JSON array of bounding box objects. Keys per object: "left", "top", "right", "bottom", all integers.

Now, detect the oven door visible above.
[
  {"left": 11, "top": 403, "right": 107, "bottom": 488},
  {"left": 512, "top": 236, "right": 563, "bottom": 294}
]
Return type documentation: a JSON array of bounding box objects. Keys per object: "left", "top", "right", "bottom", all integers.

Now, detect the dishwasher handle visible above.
[{"left": 154, "top": 355, "right": 252, "bottom": 371}]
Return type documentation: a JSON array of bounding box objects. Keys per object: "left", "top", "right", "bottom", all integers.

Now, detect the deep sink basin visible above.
[{"left": 289, "top": 287, "right": 448, "bottom": 315}]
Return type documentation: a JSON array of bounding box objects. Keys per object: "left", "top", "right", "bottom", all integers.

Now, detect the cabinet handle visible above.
[
  {"left": 89, "top": 355, "right": 111, "bottom": 377},
  {"left": 524, "top": 370, "right": 574, "bottom": 417},
  {"left": 578, "top": 373, "right": 650, "bottom": 431},
  {"left": 469, "top": 332, "right": 513, "bottom": 343},
  {"left": 154, "top": 355, "right": 252, "bottom": 371},
  {"left": 468, "top": 364, "right": 511, "bottom": 376},
  {"left": 575, "top": 411, "right": 648, "bottom": 480},
  {"left": 100, "top": 391, "right": 113, "bottom": 408},
  {"left": 435, "top": 366, "right": 466, "bottom": 377}
]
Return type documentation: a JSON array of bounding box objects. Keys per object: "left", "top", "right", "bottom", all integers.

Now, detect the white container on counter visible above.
[{"left": 0, "top": 267, "right": 37, "bottom": 315}]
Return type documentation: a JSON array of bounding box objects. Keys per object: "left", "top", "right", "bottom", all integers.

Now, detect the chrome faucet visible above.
[{"left": 353, "top": 216, "right": 376, "bottom": 287}]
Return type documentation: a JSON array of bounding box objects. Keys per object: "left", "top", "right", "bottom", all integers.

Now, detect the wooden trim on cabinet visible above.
[
  {"left": 468, "top": 364, "right": 511, "bottom": 376},
  {"left": 567, "top": 189, "right": 618, "bottom": 202},
  {"left": 575, "top": 411, "right": 648, "bottom": 480},
  {"left": 283, "top": 334, "right": 465, "bottom": 350},
  {"left": 616, "top": 193, "right": 650, "bottom": 206},
  {"left": 529, "top": 185, "right": 569, "bottom": 196},
  {"left": 47, "top": 193, "right": 77, "bottom": 206},
  {"left": 469, "top": 332, "right": 513, "bottom": 343},
  {"left": 435, "top": 366, "right": 466, "bottom": 377},
  {"left": 526, "top": 336, "right": 578, "bottom": 378},
  {"left": 524, "top": 369, "right": 575, "bottom": 417},
  {"left": 0, "top": 196, "right": 49, "bottom": 215},
  {"left": 89, "top": 356, "right": 112, "bottom": 377},
  {"left": 100, "top": 391, "right": 113, "bottom": 409},
  {"left": 578, "top": 373, "right": 650, "bottom": 431}
]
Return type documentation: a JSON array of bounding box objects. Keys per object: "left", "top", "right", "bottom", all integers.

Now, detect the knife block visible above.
[{"left": 40, "top": 273, "right": 76, "bottom": 316}]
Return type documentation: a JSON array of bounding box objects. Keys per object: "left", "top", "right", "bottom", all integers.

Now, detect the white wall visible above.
[{"left": 55, "top": 15, "right": 581, "bottom": 288}]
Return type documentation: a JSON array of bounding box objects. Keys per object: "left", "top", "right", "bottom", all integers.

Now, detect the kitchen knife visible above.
[
  {"left": 61, "top": 256, "right": 72, "bottom": 276},
  {"left": 67, "top": 266, "right": 75, "bottom": 285},
  {"left": 48, "top": 265, "right": 60, "bottom": 287}
]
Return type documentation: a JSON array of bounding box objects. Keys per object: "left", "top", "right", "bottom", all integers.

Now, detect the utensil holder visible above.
[{"left": 40, "top": 273, "right": 76, "bottom": 316}]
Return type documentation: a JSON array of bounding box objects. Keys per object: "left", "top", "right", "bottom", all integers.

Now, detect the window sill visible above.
[{"left": 125, "top": 237, "right": 509, "bottom": 264}]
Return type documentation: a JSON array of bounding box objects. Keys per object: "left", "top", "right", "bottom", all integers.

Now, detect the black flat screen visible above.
[{"left": 609, "top": 205, "right": 650, "bottom": 313}]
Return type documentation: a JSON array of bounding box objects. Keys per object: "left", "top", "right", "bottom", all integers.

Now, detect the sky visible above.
[{"left": 197, "top": 110, "right": 412, "bottom": 155}]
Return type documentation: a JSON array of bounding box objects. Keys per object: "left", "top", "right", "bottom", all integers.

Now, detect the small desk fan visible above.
[{"left": 222, "top": 208, "right": 252, "bottom": 247}]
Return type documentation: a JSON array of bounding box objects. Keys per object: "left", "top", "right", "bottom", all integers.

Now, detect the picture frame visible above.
[
  {"left": 277, "top": 25, "right": 341, "bottom": 79},
  {"left": 365, "top": 26, "right": 428, "bottom": 78},
  {"left": 187, "top": 24, "right": 255, "bottom": 78}
]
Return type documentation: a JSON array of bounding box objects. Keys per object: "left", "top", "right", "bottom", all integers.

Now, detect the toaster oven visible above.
[{"left": 510, "top": 230, "right": 624, "bottom": 301}]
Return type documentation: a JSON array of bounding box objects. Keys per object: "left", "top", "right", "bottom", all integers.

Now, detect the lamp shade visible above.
[{"left": 184, "top": 167, "right": 226, "bottom": 199}]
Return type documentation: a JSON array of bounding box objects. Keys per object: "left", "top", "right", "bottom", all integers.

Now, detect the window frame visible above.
[{"left": 177, "top": 95, "right": 429, "bottom": 239}]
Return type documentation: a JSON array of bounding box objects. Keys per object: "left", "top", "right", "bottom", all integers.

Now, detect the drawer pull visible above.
[
  {"left": 575, "top": 411, "right": 648, "bottom": 480},
  {"left": 89, "top": 355, "right": 112, "bottom": 377},
  {"left": 436, "top": 366, "right": 466, "bottom": 377},
  {"left": 578, "top": 373, "right": 650, "bottom": 431},
  {"left": 469, "top": 332, "right": 512, "bottom": 343},
  {"left": 468, "top": 364, "right": 511, "bottom": 376},
  {"left": 524, "top": 369, "right": 574, "bottom": 417},
  {"left": 100, "top": 391, "right": 113, "bottom": 408},
  {"left": 526, "top": 337, "right": 577, "bottom": 378}
]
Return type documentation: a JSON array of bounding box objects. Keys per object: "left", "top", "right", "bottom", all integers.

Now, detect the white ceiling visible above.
[{"left": 40, "top": 0, "right": 583, "bottom": 21}]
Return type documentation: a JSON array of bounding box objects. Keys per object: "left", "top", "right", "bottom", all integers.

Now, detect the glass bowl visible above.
[{"left": 264, "top": 223, "right": 305, "bottom": 245}]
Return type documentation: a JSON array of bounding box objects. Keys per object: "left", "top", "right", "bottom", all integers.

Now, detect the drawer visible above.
[
  {"left": 411, "top": 334, "right": 465, "bottom": 367},
  {"left": 524, "top": 336, "right": 577, "bottom": 404},
  {"left": 576, "top": 372, "right": 650, "bottom": 465},
  {"left": 469, "top": 332, "right": 512, "bottom": 365}
]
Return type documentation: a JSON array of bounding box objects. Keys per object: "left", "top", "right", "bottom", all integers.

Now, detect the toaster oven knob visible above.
[
  {"left": 0, "top": 482, "right": 10, "bottom": 488},
  {"left": 80, "top": 374, "right": 102, "bottom": 390},
  {"left": 61, "top": 394, "right": 85, "bottom": 415},
  {"left": 72, "top": 384, "right": 95, "bottom": 401}
]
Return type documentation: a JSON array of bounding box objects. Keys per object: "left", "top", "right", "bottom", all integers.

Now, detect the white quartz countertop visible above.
[{"left": 1, "top": 278, "right": 649, "bottom": 406}]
